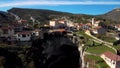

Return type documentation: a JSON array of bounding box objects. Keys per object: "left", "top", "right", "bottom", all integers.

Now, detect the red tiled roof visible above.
[
  {"left": 21, "top": 20, "right": 27, "bottom": 22},
  {"left": 95, "top": 20, "right": 101, "bottom": 23},
  {"left": 116, "top": 24, "right": 120, "bottom": 27},
  {"left": 78, "top": 23, "right": 85, "bottom": 26},
  {"left": 33, "top": 29, "right": 41, "bottom": 32},
  {"left": 58, "top": 20, "right": 65, "bottom": 24},
  {"left": 11, "top": 23, "right": 23, "bottom": 26},
  {"left": 86, "top": 23, "right": 92, "bottom": 26},
  {"left": 101, "top": 51, "right": 120, "bottom": 61},
  {"left": 49, "top": 29, "right": 66, "bottom": 33},
  {"left": 17, "top": 31, "right": 31, "bottom": 35},
  {"left": 18, "top": 20, "right": 27, "bottom": 23},
  {"left": 0, "top": 27, "right": 13, "bottom": 30}
]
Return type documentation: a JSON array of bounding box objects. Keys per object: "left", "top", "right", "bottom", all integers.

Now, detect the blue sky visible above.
[{"left": 0, "top": 0, "right": 120, "bottom": 15}]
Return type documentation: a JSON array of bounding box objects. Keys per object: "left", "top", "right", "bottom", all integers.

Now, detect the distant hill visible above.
[
  {"left": 7, "top": 8, "right": 94, "bottom": 24},
  {"left": 0, "top": 7, "right": 119, "bottom": 25},
  {"left": 99, "top": 8, "right": 120, "bottom": 23},
  {"left": 7, "top": 8, "right": 74, "bottom": 24}
]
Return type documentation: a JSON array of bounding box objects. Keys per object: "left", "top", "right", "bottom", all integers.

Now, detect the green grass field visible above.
[
  {"left": 76, "top": 31, "right": 92, "bottom": 39},
  {"left": 113, "top": 45, "right": 120, "bottom": 50},
  {"left": 76, "top": 31, "right": 114, "bottom": 68},
  {"left": 99, "top": 36, "right": 116, "bottom": 43},
  {"left": 86, "top": 45, "right": 116, "bottom": 54}
]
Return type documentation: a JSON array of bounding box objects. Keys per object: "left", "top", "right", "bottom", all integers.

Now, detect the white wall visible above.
[
  {"left": 8, "top": 29, "right": 14, "bottom": 36},
  {"left": 117, "top": 28, "right": 120, "bottom": 31},
  {"left": 92, "top": 30, "right": 98, "bottom": 34},
  {"left": 93, "top": 23, "right": 99, "bottom": 27},
  {"left": 0, "top": 29, "right": 14, "bottom": 37},
  {"left": 49, "top": 21, "right": 56, "bottom": 27},
  {"left": 115, "top": 37, "right": 120, "bottom": 40},
  {"left": 16, "top": 34, "right": 31, "bottom": 41},
  {"left": 67, "top": 22, "right": 74, "bottom": 27}
]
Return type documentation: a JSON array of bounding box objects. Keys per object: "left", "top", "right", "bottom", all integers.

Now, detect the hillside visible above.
[
  {"left": 7, "top": 8, "right": 95, "bottom": 24},
  {"left": 7, "top": 8, "right": 74, "bottom": 24},
  {"left": 99, "top": 8, "right": 120, "bottom": 23},
  {"left": 0, "top": 11, "right": 14, "bottom": 25},
  {"left": 0, "top": 7, "right": 119, "bottom": 25}
]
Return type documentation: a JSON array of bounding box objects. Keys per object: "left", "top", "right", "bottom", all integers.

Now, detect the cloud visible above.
[{"left": 0, "top": 1, "right": 120, "bottom": 7}]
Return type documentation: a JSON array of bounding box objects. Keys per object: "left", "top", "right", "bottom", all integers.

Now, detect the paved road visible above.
[{"left": 84, "top": 52, "right": 99, "bottom": 56}]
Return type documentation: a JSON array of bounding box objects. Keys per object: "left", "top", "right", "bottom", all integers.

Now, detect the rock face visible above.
[
  {"left": 25, "top": 32, "right": 80, "bottom": 68},
  {"left": 0, "top": 32, "right": 80, "bottom": 68},
  {"left": 0, "top": 48, "right": 23, "bottom": 68}
]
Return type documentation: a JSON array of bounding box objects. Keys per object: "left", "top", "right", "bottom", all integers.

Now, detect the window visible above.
[
  {"left": 3, "top": 30, "right": 8, "bottom": 34},
  {"left": 18, "top": 34, "right": 20, "bottom": 37},
  {"left": 113, "top": 61, "right": 115, "bottom": 64},
  {"left": 27, "top": 34, "right": 29, "bottom": 37},
  {"left": 22, "top": 34, "right": 26, "bottom": 37}
]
